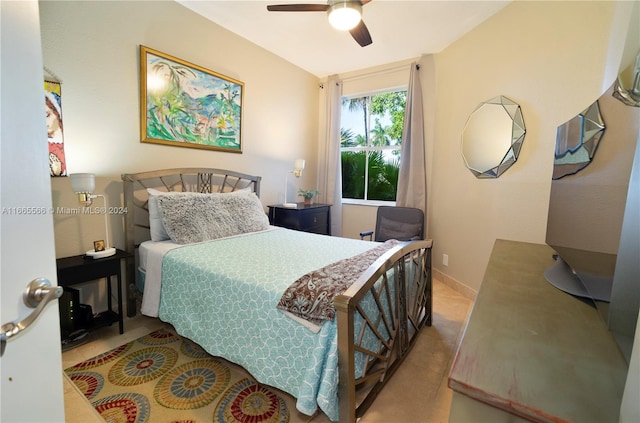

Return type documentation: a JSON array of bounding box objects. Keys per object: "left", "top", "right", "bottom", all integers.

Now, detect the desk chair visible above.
[{"left": 360, "top": 206, "right": 424, "bottom": 242}]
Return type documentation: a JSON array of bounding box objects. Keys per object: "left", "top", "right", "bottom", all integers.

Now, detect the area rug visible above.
[{"left": 64, "top": 329, "right": 294, "bottom": 423}]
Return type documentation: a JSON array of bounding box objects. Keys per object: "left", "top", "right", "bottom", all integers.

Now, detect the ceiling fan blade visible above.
[
  {"left": 349, "top": 20, "right": 372, "bottom": 47},
  {"left": 267, "top": 4, "right": 329, "bottom": 12}
]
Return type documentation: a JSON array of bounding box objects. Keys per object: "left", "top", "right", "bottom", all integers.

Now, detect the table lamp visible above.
[{"left": 70, "top": 173, "right": 116, "bottom": 258}]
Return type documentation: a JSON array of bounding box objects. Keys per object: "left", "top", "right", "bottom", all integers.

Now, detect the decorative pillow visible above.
[
  {"left": 156, "top": 189, "right": 270, "bottom": 244},
  {"left": 377, "top": 215, "right": 422, "bottom": 241}
]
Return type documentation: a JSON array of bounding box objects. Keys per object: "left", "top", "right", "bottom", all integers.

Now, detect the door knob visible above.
[{"left": 1, "top": 278, "right": 63, "bottom": 357}]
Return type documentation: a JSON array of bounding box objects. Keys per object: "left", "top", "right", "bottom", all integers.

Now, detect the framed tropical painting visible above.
[{"left": 140, "top": 45, "right": 243, "bottom": 153}]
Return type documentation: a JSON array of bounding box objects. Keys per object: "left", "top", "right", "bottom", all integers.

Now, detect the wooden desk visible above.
[{"left": 448, "top": 240, "right": 628, "bottom": 423}]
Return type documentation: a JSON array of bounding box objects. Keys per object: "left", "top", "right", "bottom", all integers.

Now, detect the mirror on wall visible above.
[
  {"left": 553, "top": 101, "right": 606, "bottom": 180},
  {"left": 461, "top": 95, "right": 526, "bottom": 178},
  {"left": 613, "top": 53, "right": 640, "bottom": 107},
  {"left": 546, "top": 81, "right": 640, "bottom": 362}
]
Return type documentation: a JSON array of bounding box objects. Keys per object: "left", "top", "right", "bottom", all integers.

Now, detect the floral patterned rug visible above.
[{"left": 64, "top": 329, "right": 294, "bottom": 423}]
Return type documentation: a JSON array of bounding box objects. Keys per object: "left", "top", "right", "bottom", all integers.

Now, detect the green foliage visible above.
[
  {"left": 340, "top": 90, "right": 406, "bottom": 201},
  {"left": 341, "top": 151, "right": 399, "bottom": 201},
  {"left": 298, "top": 189, "right": 319, "bottom": 199},
  {"left": 342, "top": 97, "right": 370, "bottom": 141},
  {"left": 341, "top": 151, "right": 366, "bottom": 199},
  {"left": 370, "top": 91, "right": 406, "bottom": 142},
  {"left": 340, "top": 128, "right": 356, "bottom": 147},
  {"left": 370, "top": 120, "right": 391, "bottom": 146},
  {"left": 367, "top": 151, "right": 399, "bottom": 201}
]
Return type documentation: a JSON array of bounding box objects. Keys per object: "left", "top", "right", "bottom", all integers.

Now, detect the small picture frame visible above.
[{"left": 93, "top": 240, "right": 105, "bottom": 252}]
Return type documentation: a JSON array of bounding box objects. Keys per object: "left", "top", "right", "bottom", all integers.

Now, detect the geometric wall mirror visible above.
[
  {"left": 461, "top": 95, "right": 526, "bottom": 178},
  {"left": 613, "top": 53, "right": 640, "bottom": 107},
  {"left": 553, "top": 100, "right": 605, "bottom": 180}
]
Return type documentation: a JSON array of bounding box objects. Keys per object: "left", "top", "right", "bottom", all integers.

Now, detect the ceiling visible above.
[{"left": 176, "top": 0, "right": 511, "bottom": 78}]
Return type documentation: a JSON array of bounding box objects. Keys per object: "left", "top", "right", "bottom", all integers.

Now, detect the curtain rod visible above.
[
  {"left": 320, "top": 62, "right": 419, "bottom": 88},
  {"left": 340, "top": 62, "right": 419, "bottom": 83}
]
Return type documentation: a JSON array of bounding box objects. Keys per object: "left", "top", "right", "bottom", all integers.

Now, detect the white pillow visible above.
[{"left": 147, "top": 188, "right": 182, "bottom": 241}]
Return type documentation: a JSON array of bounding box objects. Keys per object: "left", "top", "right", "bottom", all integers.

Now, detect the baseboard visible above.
[{"left": 433, "top": 268, "right": 477, "bottom": 301}]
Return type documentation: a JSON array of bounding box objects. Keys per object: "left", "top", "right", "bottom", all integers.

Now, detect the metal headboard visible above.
[{"left": 121, "top": 167, "right": 262, "bottom": 315}]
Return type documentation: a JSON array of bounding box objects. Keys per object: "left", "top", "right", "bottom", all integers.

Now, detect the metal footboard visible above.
[{"left": 335, "top": 239, "right": 433, "bottom": 422}]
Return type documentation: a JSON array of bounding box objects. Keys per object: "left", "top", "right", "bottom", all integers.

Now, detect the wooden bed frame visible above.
[{"left": 121, "top": 168, "right": 433, "bottom": 423}]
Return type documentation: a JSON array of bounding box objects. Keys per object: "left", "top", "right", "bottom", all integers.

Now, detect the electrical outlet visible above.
[{"left": 443, "top": 254, "right": 449, "bottom": 266}]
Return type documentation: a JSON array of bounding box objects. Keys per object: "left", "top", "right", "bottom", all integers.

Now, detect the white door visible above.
[{"left": 1, "top": 1, "right": 66, "bottom": 421}]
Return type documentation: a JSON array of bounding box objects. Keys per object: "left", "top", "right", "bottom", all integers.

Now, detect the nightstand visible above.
[
  {"left": 56, "top": 249, "right": 132, "bottom": 342},
  {"left": 268, "top": 203, "right": 332, "bottom": 235}
]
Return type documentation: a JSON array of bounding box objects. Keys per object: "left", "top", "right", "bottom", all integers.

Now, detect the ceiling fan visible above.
[{"left": 266, "top": 1, "right": 373, "bottom": 47}]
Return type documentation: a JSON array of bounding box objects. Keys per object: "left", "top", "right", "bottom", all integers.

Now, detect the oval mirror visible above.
[
  {"left": 461, "top": 95, "right": 526, "bottom": 178},
  {"left": 553, "top": 100, "right": 605, "bottom": 179}
]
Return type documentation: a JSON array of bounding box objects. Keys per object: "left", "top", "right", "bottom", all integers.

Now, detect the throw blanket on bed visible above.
[{"left": 277, "top": 239, "right": 401, "bottom": 326}]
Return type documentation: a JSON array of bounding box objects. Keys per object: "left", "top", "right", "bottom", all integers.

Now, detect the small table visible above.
[
  {"left": 268, "top": 203, "right": 332, "bottom": 235},
  {"left": 56, "top": 249, "right": 132, "bottom": 339}
]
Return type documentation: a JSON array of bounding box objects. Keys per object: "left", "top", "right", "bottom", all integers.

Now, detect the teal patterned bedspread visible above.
[{"left": 158, "top": 227, "right": 378, "bottom": 421}]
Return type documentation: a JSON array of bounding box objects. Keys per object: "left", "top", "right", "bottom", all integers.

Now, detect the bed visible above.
[{"left": 122, "top": 168, "right": 433, "bottom": 422}]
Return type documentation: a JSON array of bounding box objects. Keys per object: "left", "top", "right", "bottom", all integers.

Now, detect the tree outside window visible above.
[{"left": 340, "top": 90, "right": 407, "bottom": 201}]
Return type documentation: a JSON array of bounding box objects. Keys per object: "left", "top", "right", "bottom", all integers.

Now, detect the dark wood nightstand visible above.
[
  {"left": 56, "top": 249, "right": 132, "bottom": 343},
  {"left": 268, "top": 203, "right": 332, "bottom": 235}
]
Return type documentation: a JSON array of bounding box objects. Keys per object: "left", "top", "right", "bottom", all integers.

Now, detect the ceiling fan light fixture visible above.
[{"left": 328, "top": 2, "right": 362, "bottom": 31}]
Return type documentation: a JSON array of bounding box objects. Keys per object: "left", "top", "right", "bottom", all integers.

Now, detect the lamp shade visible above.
[
  {"left": 328, "top": 2, "right": 362, "bottom": 31},
  {"left": 70, "top": 173, "right": 95, "bottom": 194},
  {"left": 294, "top": 159, "right": 305, "bottom": 171},
  {"left": 293, "top": 159, "right": 305, "bottom": 178}
]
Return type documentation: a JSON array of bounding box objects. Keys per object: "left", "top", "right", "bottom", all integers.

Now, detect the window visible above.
[{"left": 340, "top": 89, "right": 407, "bottom": 202}]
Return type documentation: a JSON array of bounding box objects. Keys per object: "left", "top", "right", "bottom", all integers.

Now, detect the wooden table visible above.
[
  {"left": 268, "top": 203, "right": 332, "bottom": 235},
  {"left": 56, "top": 249, "right": 132, "bottom": 338},
  {"left": 448, "top": 239, "right": 628, "bottom": 422}
]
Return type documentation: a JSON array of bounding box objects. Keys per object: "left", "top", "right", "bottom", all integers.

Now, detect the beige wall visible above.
[
  {"left": 428, "top": 1, "right": 635, "bottom": 293},
  {"left": 40, "top": 1, "right": 320, "bottom": 258},
  {"left": 339, "top": 1, "right": 636, "bottom": 295},
  {"left": 42, "top": 0, "right": 636, "bottom": 294}
]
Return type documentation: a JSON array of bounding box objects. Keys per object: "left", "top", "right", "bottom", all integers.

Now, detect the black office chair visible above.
[{"left": 360, "top": 206, "right": 424, "bottom": 242}]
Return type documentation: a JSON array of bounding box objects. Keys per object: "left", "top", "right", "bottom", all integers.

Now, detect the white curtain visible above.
[
  {"left": 396, "top": 62, "right": 426, "bottom": 213},
  {"left": 317, "top": 75, "right": 343, "bottom": 236}
]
